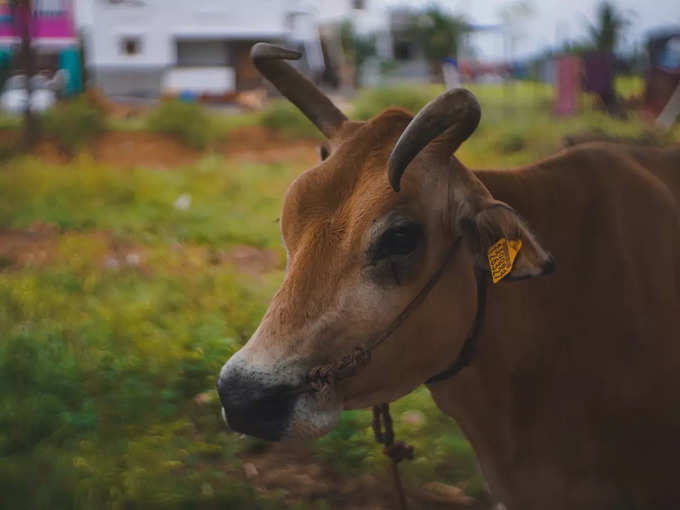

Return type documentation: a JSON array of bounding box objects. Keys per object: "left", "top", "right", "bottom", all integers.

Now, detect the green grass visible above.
[
  {"left": 0, "top": 154, "right": 295, "bottom": 248},
  {"left": 313, "top": 388, "right": 486, "bottom": 498},
  {"left": 0, "top": 112, "right": 22, "bottom": 130},
  {"left": 258, "top": 99, "right": 323, "bottom": 140},
  {"left": 351, "top": 85, "right": 442, "bottom": 120},
  {"left": 348, "top": 81, "right": 677, "bottom": 168},
  {"left": 0, "top": 80, "right": 678, "bottom": 508},
  {"left": 0, "top": 240, "right": 282, "bottom": 508}
]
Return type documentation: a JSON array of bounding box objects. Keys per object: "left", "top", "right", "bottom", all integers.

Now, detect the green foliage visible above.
[
  {"left": 42, "top": 97, "right": 106, "bottom": 153},
  {"left": 352, "top": 85, "right": 441, "bottom": 120},
  {"left": 259, "top": 99, "right": 322, "bottom": 139},
  {"left": 409, "top": 6, "right": 468, "bottom": 68},
  {"left": 313, "top": 389, "right": 489, "bottom": 498},
  {"left": 0, "top": 113, "right": 21, "bottom": 130},
  {"left": 340, "top": 20, "right": 376, "bottom": 75},
  {"left": 588, "top": 1, "right": 630, "bottom": 53},
  {"left": 314, "top": 411, "right": 377, "bottom": 473},
  {"left": 615, "top": 75, "right": 644, "bottom": 100},
  {"left": 0, "top": 242, "right": 277, "bottom": 508},
  {"left": 147, "top": 99, "right": 215, "bottom": 149}
]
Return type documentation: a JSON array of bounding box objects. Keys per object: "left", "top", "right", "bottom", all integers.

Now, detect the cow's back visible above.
[{"left": 621, "top": 143, "right": 680, "bottom": 204}]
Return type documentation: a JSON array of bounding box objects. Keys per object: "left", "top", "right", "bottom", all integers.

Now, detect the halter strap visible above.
[{"left": 426, "top": 268, "right": 488, "bottom": 384}]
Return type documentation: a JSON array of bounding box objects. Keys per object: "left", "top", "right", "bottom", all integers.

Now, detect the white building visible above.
[{"left": 87, "top": 0, "right": 324, "bottom": 98}]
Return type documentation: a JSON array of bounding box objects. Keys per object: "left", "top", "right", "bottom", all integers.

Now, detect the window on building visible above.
[
  {"left": 176, "top": 41, "right": 232, "bottom": 67},
  {"left": 352, "top": 0, "right": 366, "bottom": 9},
  {"left": 121, "top": 37, "right": 142, "bottom": 56},
  {"left": 394, "top": 41, "right": 413, "bottom": 61}
]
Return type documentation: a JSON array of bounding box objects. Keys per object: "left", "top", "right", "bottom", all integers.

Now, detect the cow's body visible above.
[
  {"left": 431, "top": 143, "right": 680, "bottom": 509},
  {"left": 218, "top": 43, "right": 680, "bottom": 510}
]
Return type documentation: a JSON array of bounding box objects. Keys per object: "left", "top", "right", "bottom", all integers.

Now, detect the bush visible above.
[
  {"left": 259, "top": 99, "right": 322, "bottom": 139},
  {"left": 42, "top": 97, "right": 106, "bottom": 153},
  {"left": 147, "top": 99, "right": 214, "bottom": 149},
  {"left": 495, "top": 130, "right": 526, "bottom": 154},
  {"left": 352, "top": 85, "right": 440, "bottom": 120}
]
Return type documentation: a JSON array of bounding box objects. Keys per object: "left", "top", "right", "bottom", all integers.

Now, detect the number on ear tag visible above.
[{"left": 488, "top": 238, "right": 522, "bottom": 284}]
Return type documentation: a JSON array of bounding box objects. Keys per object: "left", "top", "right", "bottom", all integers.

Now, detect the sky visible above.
[
  {"left": 384, "top": 0, "right": 680, "bottom": 59},
  {"left": 74, "top": 0, "right": 680, "bottom": 60}
]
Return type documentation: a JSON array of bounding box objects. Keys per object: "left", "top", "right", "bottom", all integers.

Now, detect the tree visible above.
[
  {"left": 9, "top": 0, "right": 39, "bottom": 146},
  {"left": 339, "top": 21, "right": 376, "bottom": 87},
  {"left": 587, "top": 1, "right": 630, "bottom": 53},
  {"left": 410, "top": 6, "right": 468, "bottom": 79}
]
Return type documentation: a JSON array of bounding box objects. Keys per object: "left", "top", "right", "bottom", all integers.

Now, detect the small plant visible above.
[
  {"left": 147, "top": 99, "right": 214, "bottom": 149},
  {"left": 352, "top": 86, "right": 439, "bottom": 120},
  {"left": 42, "top": 97, "right": 106, "bottom": 153},
  {"left": 409, "top": 6, "right": 469, "bottom": 79},
  {"left": 259, "top": 99, "right": 322, "bottom": 139},
  {"left": 496, "top": 130, "right": 526, "bottom": 153},
  {"left": 314, "top": 410, "right": 375, "bottom": 473},
  {"left": 340, "top": 20, "right": 376, "bottom": 86}
]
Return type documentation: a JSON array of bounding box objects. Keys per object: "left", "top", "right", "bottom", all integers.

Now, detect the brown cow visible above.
[{"left": 217, "top": 44, "right": 680, "bottom": 509}]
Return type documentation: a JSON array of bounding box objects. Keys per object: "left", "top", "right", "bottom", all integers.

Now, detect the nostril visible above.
[{"left": 216, "top": 372, "right": 298, "bottom": 441}]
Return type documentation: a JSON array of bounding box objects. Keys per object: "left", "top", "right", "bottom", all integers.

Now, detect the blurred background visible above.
[{"left": 0, "top": 0, "right": 678, "bottom": 509}]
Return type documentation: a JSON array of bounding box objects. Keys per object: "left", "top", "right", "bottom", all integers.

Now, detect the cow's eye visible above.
[
  {"left": 377, "top": 223, "right": 422, "bottom": 258},
  {"left": 319, "top": 145, "right": 330, "bottom": 161}
]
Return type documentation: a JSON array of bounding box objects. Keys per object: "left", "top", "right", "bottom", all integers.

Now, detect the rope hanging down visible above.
[{"left": 372, "top": 403, "right": 414, "bottom": 510}]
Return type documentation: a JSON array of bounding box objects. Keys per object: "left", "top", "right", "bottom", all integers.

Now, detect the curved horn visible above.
[
  {"left": 387, "top": 88, "right": 481, "bottom": 192},
  {"left": 251, "top": 42, "right": 347, "bottom": 138}
]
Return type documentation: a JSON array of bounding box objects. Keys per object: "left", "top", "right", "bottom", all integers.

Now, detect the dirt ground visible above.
[
  {"left": 0, "top": 126, "right": 319, "bottom": 169},
  {"left": 237, "top": 440, "right": 491, "bottom": 510},
  {"left": 0, "top": 225, "right": 281, "bottom": 277}
]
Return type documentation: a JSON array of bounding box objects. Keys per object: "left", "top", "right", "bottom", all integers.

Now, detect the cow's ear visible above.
[{"left": 461, "top": 201, "right": 555, "bottom": 282}]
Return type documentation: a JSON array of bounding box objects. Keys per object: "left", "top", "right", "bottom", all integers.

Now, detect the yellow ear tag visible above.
[{"left": 488, "top": 238, "right": 522, "bottom": 284}]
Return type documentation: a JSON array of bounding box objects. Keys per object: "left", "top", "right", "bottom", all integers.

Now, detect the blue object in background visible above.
[
  {"left": 179, "top": 91, "right": 198, "bottom": 102},
  {"left": 658, "top": 38, "right": 680, "bottom": 71},
  {"left": 442, "top": 57, "right": 458, "bottom": 68},
  {"left": 0, "top": 48, "right": 11, "bottom": 86},
  {"left": 59, "top": 47, "right": 82, "bottom": 96},
  {"left": 512, "top": 62, "right": 529, "bottom": 80}
]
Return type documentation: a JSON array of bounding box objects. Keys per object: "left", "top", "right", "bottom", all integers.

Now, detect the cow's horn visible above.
[
  {"left": 251, "top": 43, "right": 347, "bottom": 138},
  {"left": 388, "top": 88, "right": 481, "bottom": 192}
]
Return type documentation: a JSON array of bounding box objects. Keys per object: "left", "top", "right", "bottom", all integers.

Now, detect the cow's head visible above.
[{"left": 217, "top": 44, "right": 553, "bottom": 440}]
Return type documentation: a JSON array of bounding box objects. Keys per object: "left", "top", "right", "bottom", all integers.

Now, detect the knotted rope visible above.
[{"left": 372, "top": 403, "right": 414, "bottom": 510}]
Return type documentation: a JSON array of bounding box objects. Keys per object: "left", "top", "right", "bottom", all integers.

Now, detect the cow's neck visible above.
[
  {"left": 426, "top": 167, "right": 559, "bottom": 507},
  {"left": 426, "top": 279, "right": 545, "bottom": 506}
]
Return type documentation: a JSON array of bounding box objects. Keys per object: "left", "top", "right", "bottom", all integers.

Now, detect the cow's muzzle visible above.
[{"left": 217, "top": 371, "right": 298, "bottom": 441}]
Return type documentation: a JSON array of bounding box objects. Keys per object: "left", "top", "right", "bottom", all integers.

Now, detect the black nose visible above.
[{"left": 217, "top": 372, "right": 298, "bottom": 441}]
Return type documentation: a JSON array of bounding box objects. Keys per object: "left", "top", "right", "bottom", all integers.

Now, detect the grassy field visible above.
[{"left": 0, "top": 80, "right": 678, "bottom": 509}]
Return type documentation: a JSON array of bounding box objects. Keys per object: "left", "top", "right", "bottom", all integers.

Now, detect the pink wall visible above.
[{"left": 0, "top": 0, "right": 76, "bottom": 44}]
